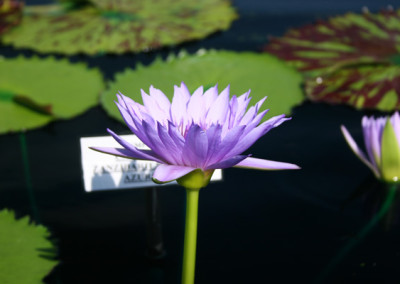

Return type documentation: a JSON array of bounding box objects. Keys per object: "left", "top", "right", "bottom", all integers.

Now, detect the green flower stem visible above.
[
  {"left": 182, "top": 188, "right": 200, "bottom": 284},
  {"left": 314, "top": 183, "right": 397, "bottom": 283},
  {"left": 19, "top": 132, "right": 40, "bottom": 224}
]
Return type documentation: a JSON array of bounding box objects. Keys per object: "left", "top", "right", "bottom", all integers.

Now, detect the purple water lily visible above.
[
  {"left": 341, "top": 112, "right": 400, "bottom": 183},
  {"left": 92, "top": 82, "right": 299, "bottom": 184},
  {"left": 92, "top": 82, "right": 300, "bottom": 284}
]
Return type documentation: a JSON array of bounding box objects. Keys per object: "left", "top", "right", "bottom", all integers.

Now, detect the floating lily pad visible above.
[
  {"left": 306, "top": 65, "right": 400, "bottom": 110},
  {"left": 0, "top": 56, "right": 104, "bottom": 134},
  {"left": 0, "top": 0, "right": 23, "bottom": 35},
  {"left": 101, "top": 50, "right": 303, "bottom": 122},
  {"left": 265, "top": 9, "right": 400, "bottom": 74},
  {"left": 0, "top": 210, "right": 58, "bottom": 283},
  {"left": 265, "top": 9, "right": 400, "bottom": 111},
  {"left": 2, "top": 0, "right": 237, "bottom": 55}
]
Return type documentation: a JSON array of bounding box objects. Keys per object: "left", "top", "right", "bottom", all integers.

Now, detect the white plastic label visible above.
[{"left": 80, "top": 135, "right": 222, "bottom": 192}]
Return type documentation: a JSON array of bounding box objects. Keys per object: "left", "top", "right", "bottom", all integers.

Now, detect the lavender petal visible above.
[
  {"left": 106, "top": 129, "right": 164, "bottom": 163},
  {"left": 207, "top": 124, "right": 246, "bottom": 166},
  {"left": 171, "top": 84, "right": 191, "bottom": 126},
  {"left": 225, "top": 116, "right": 289, "bottom": 158},
  {"left": 141, "top": 121, "right": 175, "bottom": 164},
  {"left": 202, "top": 84, "right": 219, "bottom": 110},
  {"left": 157, "top": 122, "right": 182, "bottom": 164},
  {"left": 90, "top": 147, "right": 160, "bottom": 162},
  {"left": 182, "top": 125, "right": 208, "bottom": 167},
  {"left": 341, "top": 125, "right": 380, "bottom": 177},
  {"left": 149, "top": 85, "right": 171, "bottom": 112},
  {"left": 206, "top": 85, "right": 230, "bottom": 125},
  {"left": 206, "top": 155, "right": 249, "bottom": 170},
  {"left": 234, "top": 157, "right": 300, "bottom": 170},
  {"left": 153, "top": 164, "right": 196, "bottom": 183}
]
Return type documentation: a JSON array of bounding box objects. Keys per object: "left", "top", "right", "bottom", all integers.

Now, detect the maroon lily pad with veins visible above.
[
  {"left": 265, "top": 8, "right": 400, "bottom": 73},
  {"left": 264, "top": 8, "right": 400, "bottom": 111},
  {"left": 0, "top": 0, "right": 23, "bottom": 35},
  {"left": 306, "top": 65, "right": 400, "bottom": 111}
]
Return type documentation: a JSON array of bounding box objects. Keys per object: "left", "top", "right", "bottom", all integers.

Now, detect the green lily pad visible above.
[
  {"left": 2, "top": 0, "right": 237, "bottom": 55},
  {"left": 265, "top": 9, "right": 400, "bottom": 111},
  {"left": 0, "top": 0, "right": 23, "bottom": 35},
  {"left": 0, "top": 209, "right": 58, "bottom": 283},
  {"left": 0, "top": 56, "right": 104, "bottom": 134},
  {"left": 101, "top": 50, "right": 304, "bottom": 122}
]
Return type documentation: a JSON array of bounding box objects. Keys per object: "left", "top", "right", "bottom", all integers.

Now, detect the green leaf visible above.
[
  {"left": 0, "top": 56, "right": 104, "bottom": 134},
  {"left": 0, "top": 209, "right": 58, "bottom": 283},
  {"left": 101, "top": 50, "right": 304, "bottom": 122},
  {"left": 381, "top": 118, "right": 400, "bottom": 183},
  {"left": 2, "top": 0, "right": 237, "bottom": 55}
]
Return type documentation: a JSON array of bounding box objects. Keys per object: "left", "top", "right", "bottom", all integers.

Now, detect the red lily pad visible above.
[
  {"left": 306, "top": 65, "right": 400, "bottom": 110},
  {"left": 2, "top": 0, "right": 237, "bottom": 55},
  {"left": 265, "top": 8, "right": 400, "bottom": 111},
  {"left": 0, "top": 0, "right": 23, "bottom": 35}
]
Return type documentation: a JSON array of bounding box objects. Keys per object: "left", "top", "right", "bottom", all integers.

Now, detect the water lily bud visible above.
[
  {"left": 342, "top": 112, "right": 400, "bottom": 183},
  {"left": 381, "top": 117, "right": 400, "bottom": 183}
]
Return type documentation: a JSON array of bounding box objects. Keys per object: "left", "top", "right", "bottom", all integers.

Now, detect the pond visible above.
[{"left": 0, "top": 0, "right": 399, "bottom": 283}]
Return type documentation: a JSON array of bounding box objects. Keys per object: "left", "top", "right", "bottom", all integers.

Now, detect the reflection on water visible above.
[
  {"left": 342, "top": 175, "right": 400, "bottom": 229},
  {"left": 91, "top": 170, "right": 167, "bottom": 283},
  {"left": 315, "top": 177, "right": 400, "bottom": 283}
]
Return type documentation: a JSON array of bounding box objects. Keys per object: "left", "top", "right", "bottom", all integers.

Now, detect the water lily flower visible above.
[
  {"left": 91, "top": 82, "right": 300, "bottom": 284},
  {"left": 341, "top": 112, "right": 400, "bottom": 183},
  {"left": 91, "top": 82, "right": 299, "bottom": 185}
]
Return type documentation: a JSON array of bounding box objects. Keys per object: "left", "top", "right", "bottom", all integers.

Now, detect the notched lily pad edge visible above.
[{"left": 0, "top": 55, "right": 105, "bottom": 134}]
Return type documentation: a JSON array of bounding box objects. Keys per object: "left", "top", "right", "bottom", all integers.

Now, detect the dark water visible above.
[{"left": 1, "top": 1, "right": 400, "bottom": 283}]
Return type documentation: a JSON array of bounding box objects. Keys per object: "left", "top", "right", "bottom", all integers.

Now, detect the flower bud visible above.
[{"left": 381, "top": 118, "right": 400, "bottom": 183}]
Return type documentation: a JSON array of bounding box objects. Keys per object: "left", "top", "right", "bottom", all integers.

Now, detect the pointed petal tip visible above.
[
  {"left": 180, "top": 82, "right": 190, "bottom": 92},
  {"left": 89, "top": 146, "right": 138, "bottom": 160},
  {"left": 233, "top": 157, "right": 300, "bottom": 171},
  {"left": 141, "top": 88, "right": 149, "bottom": 97},
  {"left": 89, "top": 146, "right": 113, "bottom": 154},
  {"left": 240, "top": 89, "right": 251, "bottom": 98},
  {"left": 148, "top": 86, "right": 155, "bottom": 95},
  {"left": 289, "top": 164, "right": 301, "bottom": 170},
  {"left": 152, "top": 177, "right": 169, "bottom": 185},
  {"left": 340, "top": 124, "right": 380, "bottom": 177},
  {"left": 223, "top": 84, "right": 230, "bottom": 92},
  {"left": 340, "top": 125, "right": 351, "bottom": 139},
  {"left": 392, "top": 111, "right": 400, "bottom": 124},
  {"left": 116, "top": 92, "right": 126, "bottom": 105}
]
